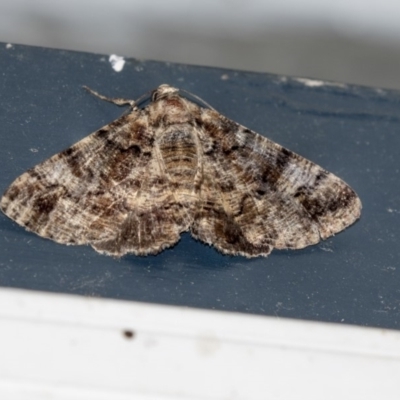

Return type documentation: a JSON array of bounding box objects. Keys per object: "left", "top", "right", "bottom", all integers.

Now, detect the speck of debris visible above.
[
  {"left": 123, "top": 329, "right": 135, "bottom": 339},
  {"left": 109, "top": 54, "right": 126, "bottom": 72}
]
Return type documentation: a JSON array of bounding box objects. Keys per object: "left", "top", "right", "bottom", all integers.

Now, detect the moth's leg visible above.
[{"left": 83, "top": 86, "right": 136, "bottom": 108}]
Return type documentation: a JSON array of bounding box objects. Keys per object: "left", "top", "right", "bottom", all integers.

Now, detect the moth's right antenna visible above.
[{"left": 179, "top": 88, "right": 216, "bottom": 111}]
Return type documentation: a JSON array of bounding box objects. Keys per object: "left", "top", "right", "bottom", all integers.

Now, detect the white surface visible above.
[{"left": 0, "top": 287, "right": 399, "bottom": 399}]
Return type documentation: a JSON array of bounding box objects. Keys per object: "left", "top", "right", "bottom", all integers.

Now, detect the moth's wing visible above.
[
  {"left": 1, "top": 111, "right": 188, "bottom": 256},
  {"left": 191, "top": 109, "right": 362, "bottom": 257}
]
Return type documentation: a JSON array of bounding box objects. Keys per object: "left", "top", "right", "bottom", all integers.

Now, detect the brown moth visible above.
[{"left": 0, "top": 84, "right": 361, "bottom": 257}]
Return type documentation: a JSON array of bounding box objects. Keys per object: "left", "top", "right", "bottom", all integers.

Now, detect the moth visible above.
[{"left": 1, "top": 84, "right": 361, "bottom": 257}]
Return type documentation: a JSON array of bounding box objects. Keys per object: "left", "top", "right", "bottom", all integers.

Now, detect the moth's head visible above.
[{"left": 151, "top": 84, "right": 179, "bottom": 102}]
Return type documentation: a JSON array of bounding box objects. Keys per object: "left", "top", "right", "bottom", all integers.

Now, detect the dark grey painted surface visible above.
[{"left": 0, "top": 43, "right": 399, "bottom": 329}]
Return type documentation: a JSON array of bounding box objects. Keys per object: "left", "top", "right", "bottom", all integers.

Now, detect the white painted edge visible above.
[{"left": 0, "top": 287, "right": 399, "bottom": 400}]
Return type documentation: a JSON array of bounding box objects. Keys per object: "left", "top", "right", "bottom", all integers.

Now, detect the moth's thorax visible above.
[{"left": 150, "top": 93, "right": 201, "bottom": 128}]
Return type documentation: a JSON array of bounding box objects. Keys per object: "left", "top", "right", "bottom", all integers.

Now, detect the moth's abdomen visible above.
[{"left": 158, "top": 128, "right": 198, "bottom": 185}]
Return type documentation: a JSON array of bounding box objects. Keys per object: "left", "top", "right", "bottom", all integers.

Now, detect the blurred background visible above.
[{"left": 1, "top": 0, "right": 400, "bottom": 90}]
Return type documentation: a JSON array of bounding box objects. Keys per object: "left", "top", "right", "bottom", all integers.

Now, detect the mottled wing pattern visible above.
[
  {"left": 1, "top": 84, "right": 361, "bottom": 258},
  {"left": 1, "top": 109, "right": 190, "bottom": 256},
  {"left": 191, "top": 108, "right": 361, "bottom": 257}
]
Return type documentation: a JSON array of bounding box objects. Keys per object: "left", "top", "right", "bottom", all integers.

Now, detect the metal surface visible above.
[{"left": 0, "top": 43, "right": 398, "bottom": 329}]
